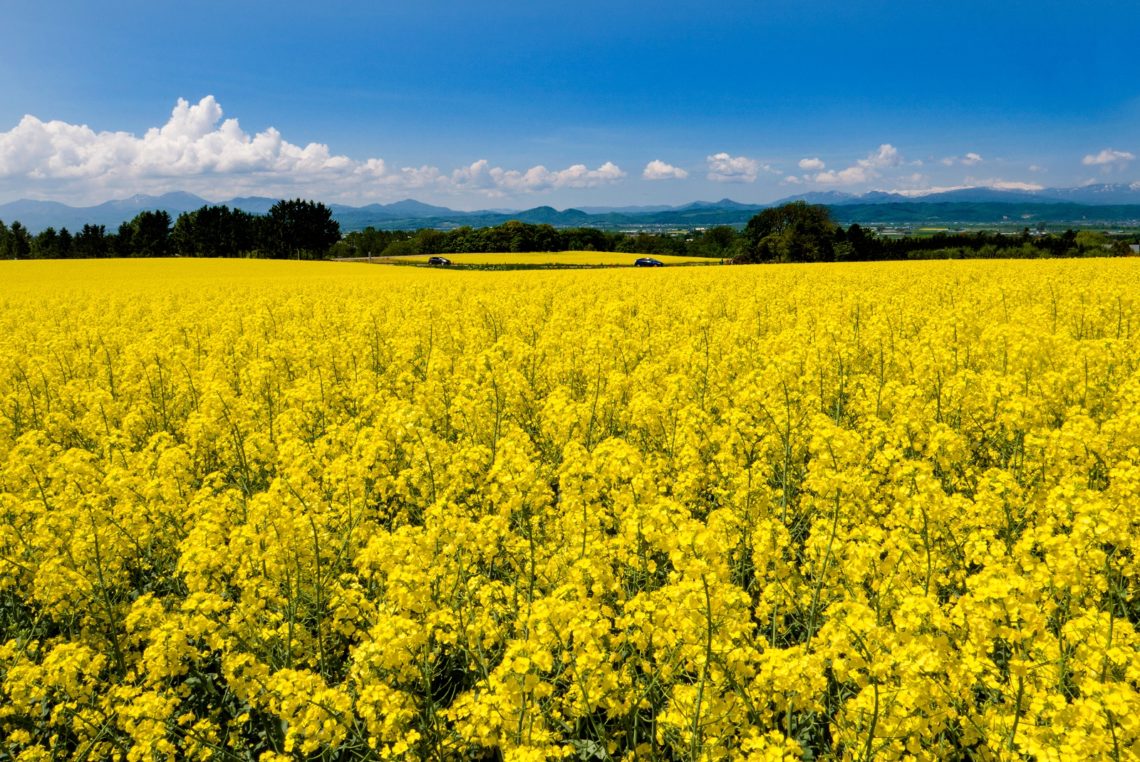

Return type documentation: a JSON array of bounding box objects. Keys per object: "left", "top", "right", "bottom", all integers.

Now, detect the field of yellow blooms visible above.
[{"left": 2, "top": 257, "right": 1140, "bottom": 761}]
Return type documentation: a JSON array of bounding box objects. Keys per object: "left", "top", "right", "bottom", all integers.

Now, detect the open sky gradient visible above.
[{"left": 1, "top": 0, "right": 1137, "bottom": 207}]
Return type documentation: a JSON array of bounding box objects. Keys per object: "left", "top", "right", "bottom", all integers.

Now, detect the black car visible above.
[
  {"left": 427, "top": 256, "right": 452, "bottom": 266},
  {"left": 634, "top": 257, "right": 664, "bottom": 267}
]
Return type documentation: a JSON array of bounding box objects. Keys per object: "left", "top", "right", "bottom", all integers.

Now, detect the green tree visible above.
[
  {"left": 841, "top": 223, "right": 878, "bottom": 261},
  {"left": 263, "top": 199, "right": 340, "bottom": 259},
  {"left": 57, "top": 227, "right": 73, "bottom": 258},
  {"left": 380, "top": 238, "right": 418, "bottom": 257},
  {"left": 111, "top": 221, "right": 134, "bottom": 257},
  {"left": 563, "top": 227, "right": 609, "bottom": 251},
  {"left": 331, "top": 227, "right": 413, "bottom": 259},
  {"left": 412, "top": 228, "right": 446, "bottom": 255},
  {"left": 9, "top": 222, "right": 31, "bottom": 260},
  {"left": 691, "top": 226, "right": 740, "bottom": 258},
  {"left": 738, "top": 201, "right": 839, "bottom": 263},
  {"left": 1074, "top": 230, "right": 1112, "bottom": 256},
  {"left": 32, "top": 227, "right": 61, "bottom": 259},
  {"left": 127, "top": 210, "right": 172, "bottom": 257},
  {"left": 173, "top": 205, "right": 259, "bottom": 257},
  {"left": 74, "top": 224, "right": 110, "bottom": 259}
]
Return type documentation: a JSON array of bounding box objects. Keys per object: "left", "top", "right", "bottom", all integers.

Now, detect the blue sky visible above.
[{"left": 1, "top": 0, "right": 1137, "bottom": 208}]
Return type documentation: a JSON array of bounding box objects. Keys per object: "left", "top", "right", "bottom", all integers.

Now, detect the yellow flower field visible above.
[
  {"left": 2, "top": 257, "right": 1139, "bottom": 760},
  {"left": 385, "top": 250, "right": 715, "bottom": 265}
]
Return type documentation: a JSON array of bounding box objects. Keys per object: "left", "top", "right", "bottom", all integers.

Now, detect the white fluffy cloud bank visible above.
[
  {"left": 858, "top": 144, "right": 901, "bottom": 170},
  {"left": 449, "top": 159, "right": 626, "bottom": 192},
  {"left": 804, "top": 144, "right": 902, "bottom": 186},
  {"left": 888, "top": 179, "right": 1044, "bottom": 197},
  {"left": 1082, "top": 148, "right": 1134, "bottom": 167},
  {"left": 706, "top": 152, "right": 778, "bottom": 183},
  {"left": 642, "top": 160, "right": 689, "bottom": 180},
  {"left": 941, "top": 152, "right": 983, "bottom": 166},
  {"left": 812, "top": 166, "right": 874, "bottom": 186},
  {"left": 0, "top": 96, "right": 627, "bottom": 203}
]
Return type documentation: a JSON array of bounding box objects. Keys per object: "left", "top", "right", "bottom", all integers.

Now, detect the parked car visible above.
[
  {"left": 427, "top": 256, "right": 452, "bottom": 266},
  {"left": 634, "top": 257, "right": 664, "bottom": 267}
]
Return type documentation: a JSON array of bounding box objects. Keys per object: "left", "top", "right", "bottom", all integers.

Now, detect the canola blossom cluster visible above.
[{"left": 1, "top": 258, "right": 1139, "bottom": 761}]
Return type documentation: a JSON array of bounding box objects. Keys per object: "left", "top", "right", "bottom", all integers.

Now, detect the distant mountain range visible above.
[
  {"left": 3, "top": 183, "right": 1140, "bottom": 233},
  {"left": 777, "top": 183, "right": 1140, "bottom": 207}
]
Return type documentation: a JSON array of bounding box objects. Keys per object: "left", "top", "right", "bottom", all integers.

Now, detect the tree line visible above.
[
  {"left": 1, "top": 198, "right": 1135, "bottom": 261},
  {"left": 334, "top": 209, "right": 1135, "bottom": 263},
  {"left": 0, "top": 199, "right": 339, "bottom": 260},
  {"left": 330, "top": 221, "right": 740, "bottom": 260},
  {"left": 735, "top": 202, "right": 1136, "bottom": 262}
]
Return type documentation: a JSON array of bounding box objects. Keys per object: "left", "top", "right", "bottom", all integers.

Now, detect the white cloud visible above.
[
  {"left": 1028, "top": 164, "right": 1044, "bottom": 173},
  {"left": 0, "top": 96, "right": 627, "bottom": 203},
  {"left": 642, "top": 159, "right": 688, "bottom": 180},
  {"left": 796, "top": 144, "right": 904, "bottom": 187},
  {"left": 987, "top": 180, "right": 1044, "bottom": 191},
  {"left": 389, "top": 165, "right": 445, "bottom": 189},
  {"left": 887, "top": 179, "right": 1045, "bottom": 197},
  {"left": 441, "top": 158, "right": 627, "bottom": 195},
  {"left": 812, "top": 166, "right": 874, "bottom": 186},
  {"left": 706, "top": 152, "right": 776, "bottom": 183},
  {"left": 0, "top": 96, "right": 350, "bottom": 182},
  {"left": 858, "top": 144, "right": 902, "bottom": 170},
  {"left": 889, "top": 185, "right": 972, "bottom": 197},
  {"left": 488, "top": 161, "right": 626, "bottom": 192},
  {"left": 1082, "top": 148, "right": 1134, "bottom": 166},
  {"left": 798, "top": 157, "right": 825, "bottom": 171},
  {"left": 449, "top": 159, "right": 496, "bottom": 190},
  {"left": 783, "top": 175, "right": 802, "bottom": 184},
  {"left": 941, "top": 152, "right": 983, "bottom": 167}
]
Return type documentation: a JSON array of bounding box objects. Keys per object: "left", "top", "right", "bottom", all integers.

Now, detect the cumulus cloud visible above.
[
  {"left": 0, "top": 96, "right": 627, "bottom": 203},
  {"left": 642, "top": 159, "right": 689, "bottom": 180},
  {"left": 0, "top": 97, "right": 353, "bottom": 184},
  {"left": 706, "top": 152, "right": 776, "bottom": 183},
  {"left": 448, "top": 159, "right": 496, "bottom": 190},
  {"left": 812, "top": 166, "right": 874, "bottom": 186},
  {"left": 986, "top": 180, "right": 1044, "bottom": 191},
  {"left": 442, "top": 158, "right": 626, "bottom": 194},
  {"left": 941, "top": 152, "right": 983, "bottom": 167},
  {"left": 858, "top": 144, "right": 902, "bottom": 170},
  {"left": 1082, "top": 148, "right": 1135, "bottom": 167},
  {"left": 792, "top": 144, "right": 904, "bottom": 187},
  {"left": 487, "top": 161, "right": 626, "bottom": 192}
]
